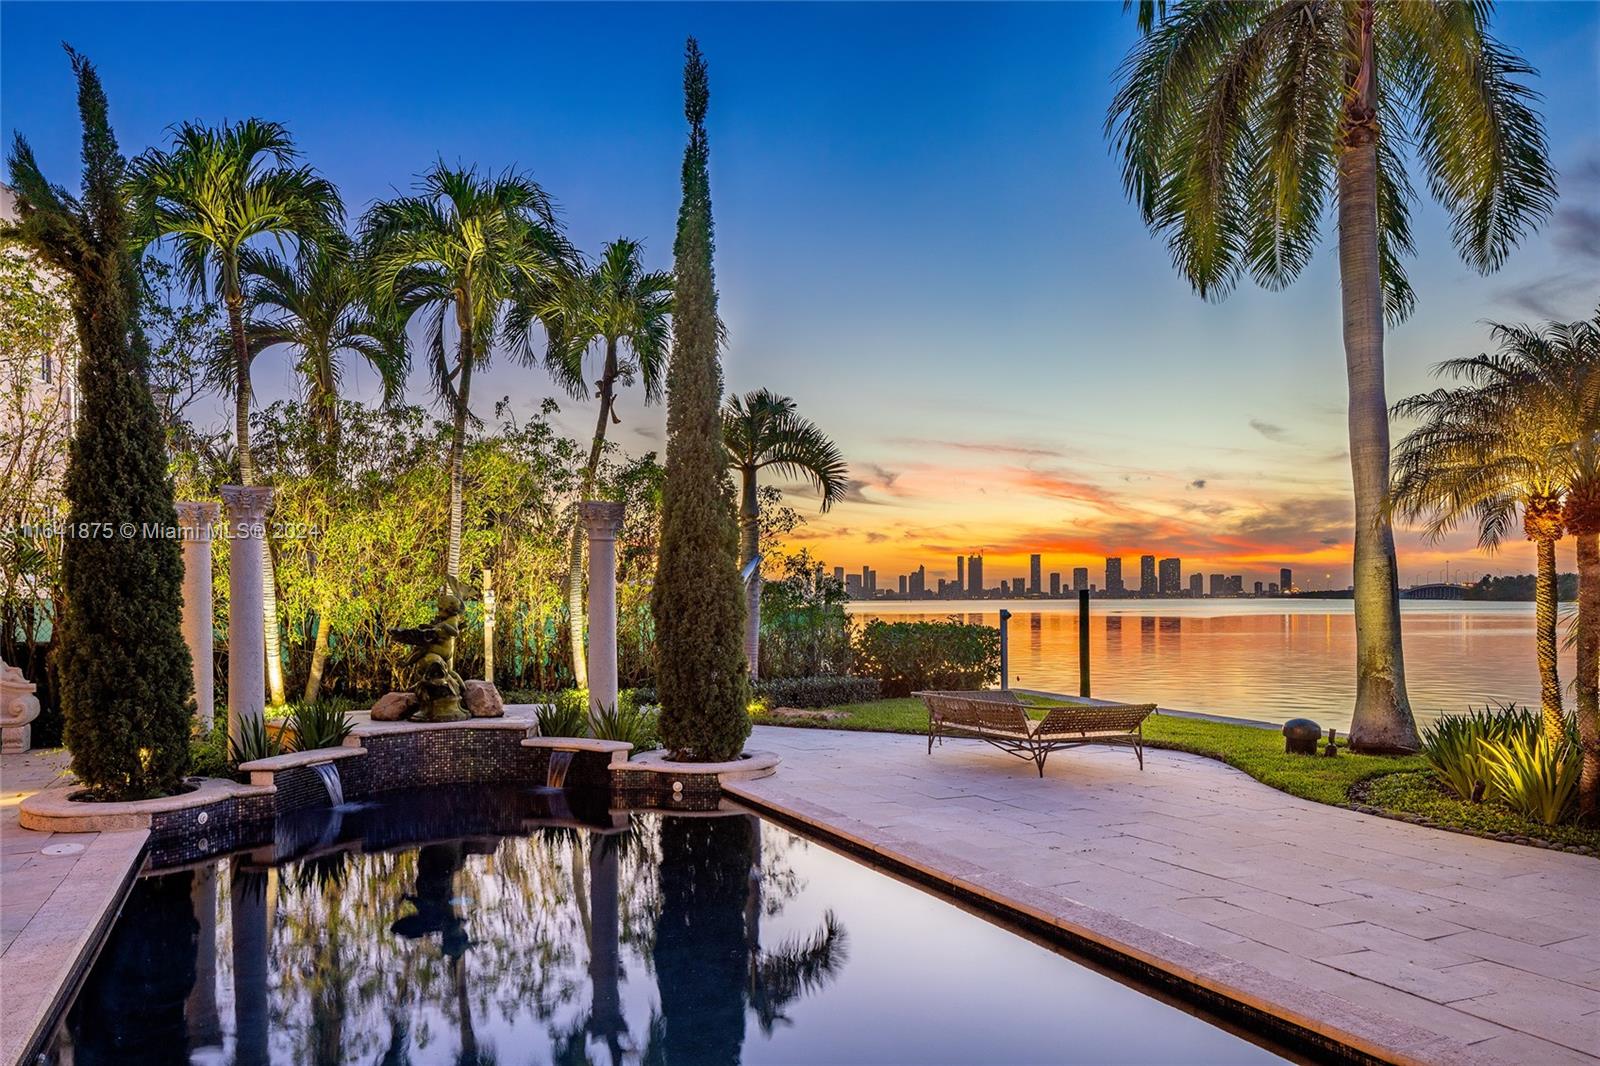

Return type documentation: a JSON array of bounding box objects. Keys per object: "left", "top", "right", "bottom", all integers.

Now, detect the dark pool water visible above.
[{"left": 43, "top": 786, "right": 1296, "bottom": 1065}]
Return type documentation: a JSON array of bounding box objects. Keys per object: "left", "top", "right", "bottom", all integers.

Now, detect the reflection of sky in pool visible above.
[{"left": 47, "top": 787, "right": 1293, "bottom": 1064}]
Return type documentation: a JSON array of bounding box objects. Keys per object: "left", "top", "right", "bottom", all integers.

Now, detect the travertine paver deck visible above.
[
  {"left": 1, "top": 749, "right": 148, "bottom": 1066},
  {"left": 728, "top": 725, "right": 1600, "bottom": 1066}
]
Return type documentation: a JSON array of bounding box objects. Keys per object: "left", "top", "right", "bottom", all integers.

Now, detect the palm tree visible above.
[
  {"left": 129, "top": 118, "right": 341, "bottom": 706},
  {"left": 1392, "top": 345, "right": 1571, "bottom": 744},
  {"left": 229, "top": 240, "right": 407, "bottom": 701},
  {"left": 722, "top": 390, "right": 847, "bottom": 679},
  {"left": 1108, "top": 1, "right": 1556, "bottom": 751},
  {"left": 510, "top": 238, "right": 672, "bottom": 688},
  {"left": 363, "top": 163, "right": 572, "bottom": 578}
]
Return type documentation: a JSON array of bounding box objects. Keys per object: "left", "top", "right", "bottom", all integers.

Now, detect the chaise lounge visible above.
[{"left": 915, "top": 690, "right": 1156, "bottom": 776}]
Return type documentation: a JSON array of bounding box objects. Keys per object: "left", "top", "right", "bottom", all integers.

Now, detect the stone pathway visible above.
[
  {"left": 728, "top": 726, "right": 1600, "bottom": 1066},
  {"left": 1, "top": 749, "right": 147, "bottom": 1066}
]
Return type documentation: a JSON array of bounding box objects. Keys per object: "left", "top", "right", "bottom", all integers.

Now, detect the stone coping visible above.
[
  {"left": 727, "top": 785, "right": 1492, "bottom": 1066},
  {"left": 18, "top": 776, "right": 273, "bottom": 833},
  {"left": 1, "top": 827, "right": 148, "bottom": 1066},
  {"left": 237, "top": 746, "right": 367, "bottom": 773},
  {"left": 350, "top": 716, "right": 534, "bottom": 738},
  {"left": 520, "top": 736, "right": 633, "bottom": 767},
  {"left": 627, "top": 750, "right": 780, "bottom": 782}
]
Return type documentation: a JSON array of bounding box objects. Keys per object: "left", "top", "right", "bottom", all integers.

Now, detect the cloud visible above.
[
  {"left": 864, "top": 531, "right": 888, "bottom": 544},
  {"left": 1497, "top": 148, "right": 1600, "bottom": 319},
  {"left": 1249, "top": 419, "right": 1293, "bottom": 443},
  {"left": 1188, "top": 478, "right": 1207, "bottom": 490},
  {"left": 893, "top": 438, "right": 1066, "bottom": 459}
]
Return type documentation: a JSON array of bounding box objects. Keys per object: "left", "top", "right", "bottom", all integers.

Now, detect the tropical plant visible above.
[
  {"left": 757, "top": 549, "right": 855, "bottom": 679},
  {"left": 1394, "top": 341, "right": 1572, "bottom": 744},
  {"left": 227, "top": 240, "right": 407, "bottom": 701},
  {"left": 651, "top": 39, "right": 751, "bottom": 761},
  {"left": 1108, "top": 1, "right": 1556, "bottom": 751},
  {"left": 512, "top": 238, "right": 672, "bottom": 688},
  {"left": 536, "top": 692, "right": 589, "bottom": 740},
  {"left": 129, "top": 118, "right": 342, "bottom": 708},
  {"left": 229, "top": 708, "right": 283, "bottom": 765},
  {"left": 363, "top": 163, "right": 573, "bottom": 579},
  {"left": 1481, "top": 730, "right": 1580, "bottom": 826},
  {"left": 723, "top": 390, "right": 847, "bottom": 680},
  {"left": 588, "top": 699, "right": 660, "bottom": 752},
  {"left": 6, "top": 49, "right": 194, "bottom": 799},
  {"left": 288, "top": 698, "right": 356, "bottom": 751},
  {"left": 854, "top": 619, "right": 1001, "bottom": 697},
  {"left": 1419, "top": 702, "right": 1542, "bottom": 802}
]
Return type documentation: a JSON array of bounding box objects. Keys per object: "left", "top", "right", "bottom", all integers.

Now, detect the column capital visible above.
[
  {"left": 220, "top": 485, "right": 274, "bottom": 521},
  {"left": 579, "top": 500, "right": 625, "bottom": 537},
  {"left": 174, "top": 500, "right": 221, "bottom": 531}
]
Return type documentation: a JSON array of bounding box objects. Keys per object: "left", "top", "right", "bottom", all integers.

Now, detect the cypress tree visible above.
[
  {"left": 6, "top": 50, "right": 192, "bottom": 798},
  {"left": 650, "top": 38, "right": 751, "bottom": 761}
]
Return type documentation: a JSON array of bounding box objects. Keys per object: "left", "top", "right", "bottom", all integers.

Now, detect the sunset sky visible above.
[{"left": 6, "top": 2, "right": 1596, "bottom": 589}]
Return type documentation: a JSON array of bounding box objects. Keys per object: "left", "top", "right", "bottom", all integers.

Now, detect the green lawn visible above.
[{"left": 752, "top": 696, "right": 1598, "bottom": 853}]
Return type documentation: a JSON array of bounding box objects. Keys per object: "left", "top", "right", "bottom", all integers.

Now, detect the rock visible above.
[
  {"left": 369, "top": 691, "right": 417, "bottom": 721},
  {"left": 463, "top": 680, "right": 504, "bottom": 718}
]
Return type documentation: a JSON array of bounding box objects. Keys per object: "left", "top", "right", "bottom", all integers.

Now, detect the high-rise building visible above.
[
  {"left": 1269, "top": 582, "right": 1279, "bottom": 595},
  {"left": 898, "top": 574, "right": 908, "bottom": 596},
  {"left": 1280, "top": 567, "right": 1293, "bottom": 594},
  {"left": 1209, "top": 573, "right": 1226, "bottom": 596},
  {"left": 1073, "top": 567, "right": 1089, "bottom": 591},
  {"left": 1229, "top": 575, "right": 1243, "bottom": 594},
  {"left": 1140, "top": 555, "right": 1157, "bottom": 595},
  {"left": 910, "top": 565, "right": 925, "bottom": 597},
  {"left": 1011, "top": 576, "right": 1025, "bottom": 595},
  {"left": 1189, "top": 573, "right": 1203, "bottom": 597},
  {"left": 1158, "top": 557, "right": 1181, "bottom": 595},
  {"left": 1105, "top": 557, "right": 1125, "bottom": 595},
  {"left": 956, "top": 556, "right": 965, "bottom": 590},
  {"left": 1253, "top": 580, "right": 1264, "bottom": 596},
  {"left": 845, "top": 573, "right": 863, "bottom": 597},
  {"left": 1029, "top": 554, "right": 1042, "bottom": 594},
  {"left": 1049, "top": 572, "right": 1061, "bottom": 596},
  {"left": 967, "top": 554, "right": 983, "bottom": 595},
  {"left": 833, "top": 566, "right": 844, "bottom": 586}
]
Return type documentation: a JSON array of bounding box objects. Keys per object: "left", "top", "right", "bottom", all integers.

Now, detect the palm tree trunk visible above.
[
  {"left": 446, "top": 322, "right": 473, "bottom": 581},
  {"left": 1575, "top": 529, "right": 1599, "bottom": 822},
  {"left": 227, "top": 292, "right": 286, "bottom": 706},
  {"left": 566, "top": 339, "right": 620, "bottom": 690},
  {"left": 1533, "top": 536, "right": 1565, "bottom": 745},
  {"left": 740, "top": 467, "right": 761, "bottom": 679},
  {"left": 304, "top": 594, "right": 332, "bottom": 703},
  {"left": 1338, "top": 4, "right": 1417, "bottom": 753}
]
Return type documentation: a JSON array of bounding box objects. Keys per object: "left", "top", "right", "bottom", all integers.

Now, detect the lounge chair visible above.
[{"left": 914, "top": 690, "right": 1156, "bottom": 776}]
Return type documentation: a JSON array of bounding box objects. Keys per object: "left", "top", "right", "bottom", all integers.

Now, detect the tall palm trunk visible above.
[
  {"left": 1533, "top": 537, "right": 1565, "bottom": 743},
  {"left": 227, "top": 289, "right": 287, "bottom": 706},
  {"left": 1569, "top": 485, "right": 1600, "bottom": 822},
  {"left": 1339, "top": 3, "right": 1417, "bottom": 752},
  {"left": 565, "top": 338, "right": 620, "bottom": 690},
  {"left": 446, "top": 311, "right": 473, "bottom": 580},
  {"left": 739, "top": 467, "right": 761, "bottom": 679}
]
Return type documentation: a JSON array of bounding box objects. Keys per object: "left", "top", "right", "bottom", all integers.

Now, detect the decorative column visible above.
[
  {"left": 221, "top": 486, "right": 273, "bottom": 747},
  {"left": 175, "top": 501, "right": 219, "bottom": 735},
  {"left": 231, "top": 866, "right": 270, "bottom": 1066},
  {"left": 187, "top": 864, "right": 222, "bottom": 1050},
  {"left": 580, "top": 501, "right": 624, "bottom": 716},
  {"left": 0, "top": 656, "right": 41, "bottom": 754}
]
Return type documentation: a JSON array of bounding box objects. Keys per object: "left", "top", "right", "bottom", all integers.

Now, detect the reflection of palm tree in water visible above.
[{"left": 649, "top": 814, "right": 848, "bottom": 1064}]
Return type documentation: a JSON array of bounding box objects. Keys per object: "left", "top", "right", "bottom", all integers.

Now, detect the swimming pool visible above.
[{"left": 41, "top": 785, "right": 1301, "bottom": 1064}]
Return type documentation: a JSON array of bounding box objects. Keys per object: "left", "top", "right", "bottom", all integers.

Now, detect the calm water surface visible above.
[
  {"left": 853, "top": 600, "right": 1573, "bottom": 731},
  {"left": 45, "top": 786, "right": 1294, "bottom": 1065}
]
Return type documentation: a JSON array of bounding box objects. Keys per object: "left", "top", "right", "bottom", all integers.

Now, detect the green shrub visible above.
[
  {"left": 1481, "top": 732, "right": 1580, "bottom": 825},
  {"left": 537, "top": 690, "right": 591, "bottom": 739},
  {"left": 289, "top": 699, "right": 356, "bottom": 751},
  {"left": 589, "top": 701, "right": 660, "bottom": 752},
  {"left": 1422, "top": 702, "right": 1555, "bottom": 803},
  {"left": 187, "top": 726, "right": 231, "bottom": 779},
  {"left": 229, "top": 715, "right": 283, "bottom": 766},
  {"left": 754, "top": 675, "right": 880, "bottom": 709},
  {"left": 853, "top": 620, "right": 1000, "bottom": 697}
]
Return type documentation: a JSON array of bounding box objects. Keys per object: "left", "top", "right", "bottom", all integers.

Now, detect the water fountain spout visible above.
[
  {"left": 547, "top": 750, "right": 575, "bottom": 789},
  {"left": 311, "top": 761, "right": 345, "bottom": 806}
]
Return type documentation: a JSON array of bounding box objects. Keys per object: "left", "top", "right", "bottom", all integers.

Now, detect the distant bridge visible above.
[{"left": 1402, "top": 583, "right": 1470, "bottom": 601}]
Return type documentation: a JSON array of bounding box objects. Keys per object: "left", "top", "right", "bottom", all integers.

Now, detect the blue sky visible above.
[{"left": 4, "top": 1, "right": 1597, "bottom": 586}]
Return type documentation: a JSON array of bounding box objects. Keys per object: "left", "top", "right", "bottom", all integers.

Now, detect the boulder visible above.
[
  {"left": 369, "top": 691, "right": 418, "bottom": 721},
  {"left": 463, "top": 680, "right": 505, "bottom": 718}
]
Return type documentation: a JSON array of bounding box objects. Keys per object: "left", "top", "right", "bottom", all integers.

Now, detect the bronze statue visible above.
[{"left": 389, "top": 582, "right": 468, "bottom": 722}]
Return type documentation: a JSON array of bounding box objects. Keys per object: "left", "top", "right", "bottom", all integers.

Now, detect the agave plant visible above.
[
  {"left": 588, "top": 700, "right": 660, "bottom": 752},
  {"left": 535, "top": 693, "right": 590, "bottom": 739},
  {"left": 229, "top": 713, "right": 284, "bottom": 766},
  {"left": 289, "top": 699, "right": 356, "bottom": 751}
]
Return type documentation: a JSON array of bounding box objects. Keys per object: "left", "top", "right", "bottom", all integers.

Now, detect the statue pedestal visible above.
[{"left": 1, "top": 657, "right": 41, "bottom": 754}]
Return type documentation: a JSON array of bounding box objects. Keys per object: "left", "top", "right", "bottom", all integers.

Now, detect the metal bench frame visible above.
[{"left": 915, "top": 690, "right": 1155, "bottom": 777}]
